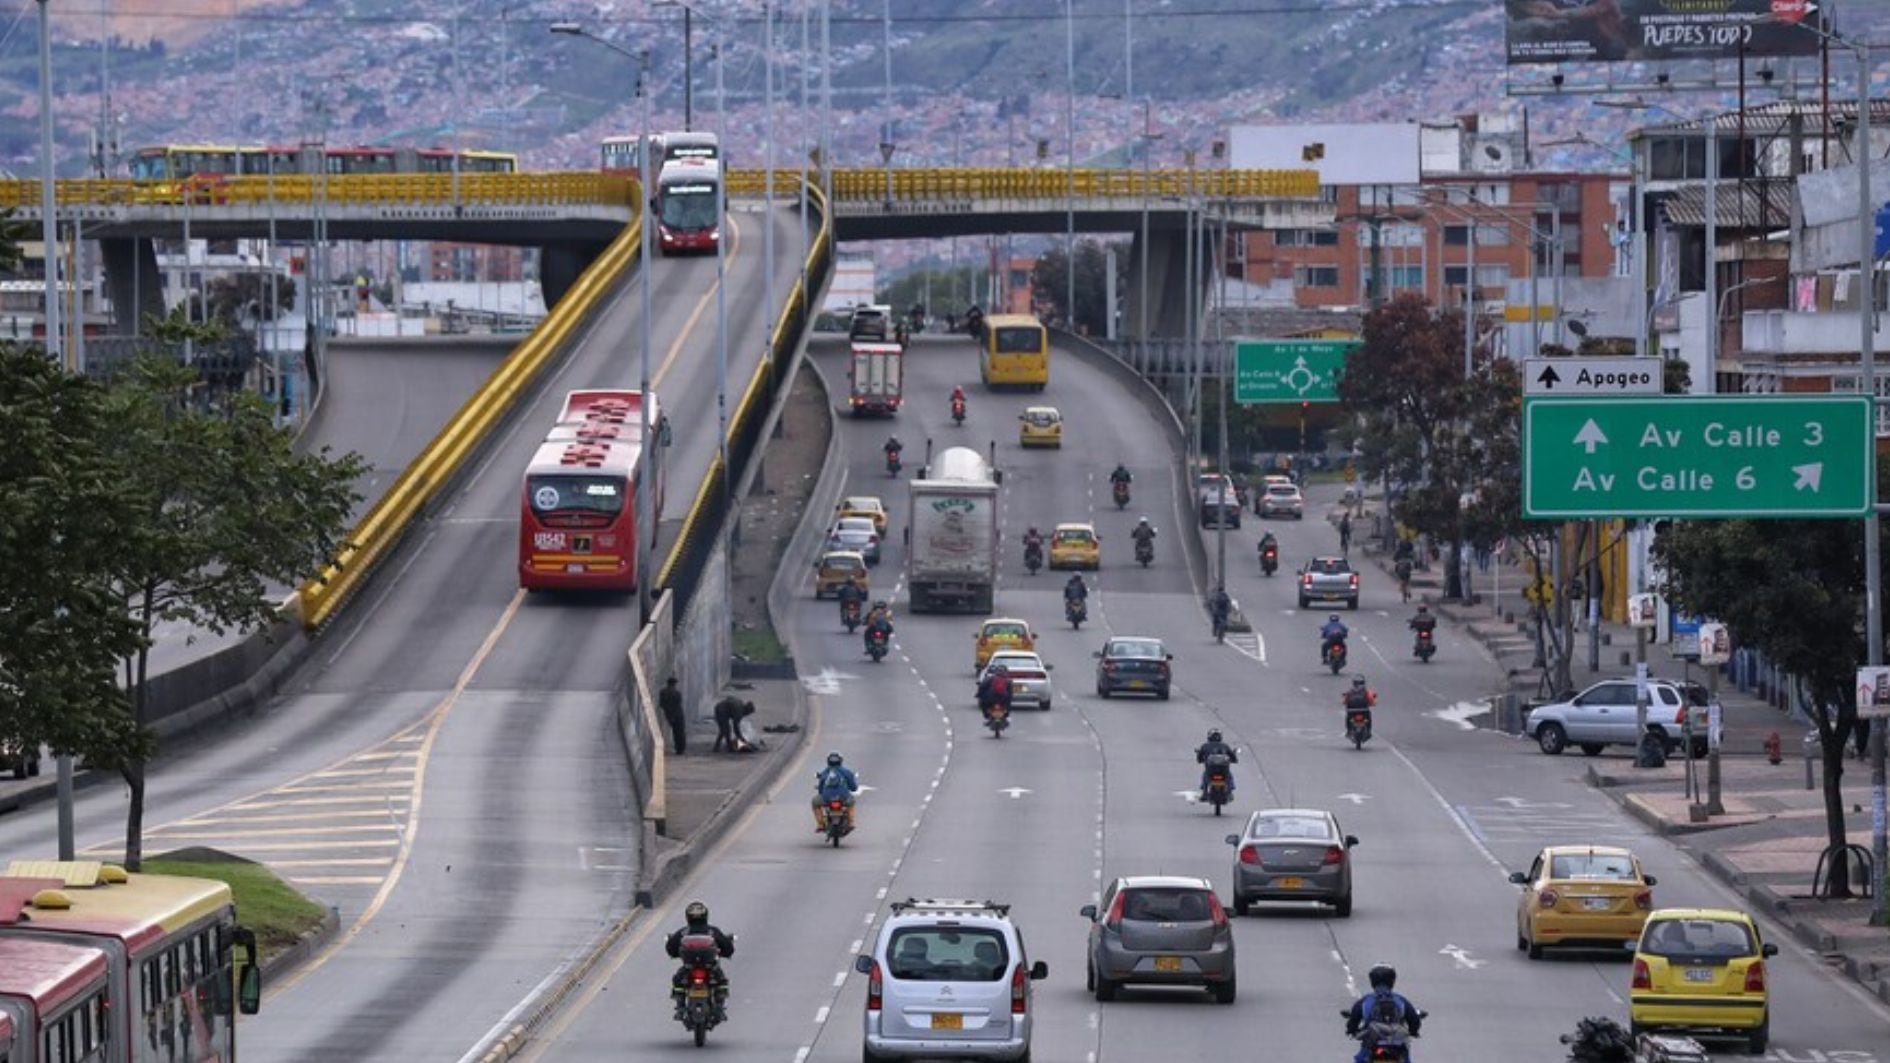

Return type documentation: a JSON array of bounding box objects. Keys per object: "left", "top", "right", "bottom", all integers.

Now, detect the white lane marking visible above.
[
  {"left": 1430, "top": 700, "right": 1486, "bottom": 731},
  {"left": 1336, "top": 792, "right": 1371, "bottom": 805},
  {"left": 1439, "top": 944, "right": 1486, "bottom": 971},
  {"left": 832, "top": 971, "right": 846, "bottom": 987},
  {"left": 997, "top": 787, "right": 1032, "bottom": 799},
  {"left": 863, "top": 912, "right": 875, "bottom": 924},
  {"left": 1494, "top": 796, "right": 1573, "bottom": 810},
  {"left": 1332, "top": 949, "right": 1358, "bottom": 997},
  {"left": 794, "top": 1048, "right": 811, "bottom": 1063},
  {"left": 850, "top": 939, "right": 862, "bottom": 953},
  {"left": 813, "top": 1006, "right": 829, "bottom": 1023},
  {"left": 1386, "top": 742, "right": 1508, "bottom": 874}
]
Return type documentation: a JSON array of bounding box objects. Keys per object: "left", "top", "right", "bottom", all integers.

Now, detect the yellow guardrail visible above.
[
  {"left": 297, "top": 210, "right": 644, "bottom": 628},
  {"left": 0, "top": 172, "right": 637, "bottom": 210},
  {"left": 814, "top": 166, "right": 1321, "bottom": 201}
]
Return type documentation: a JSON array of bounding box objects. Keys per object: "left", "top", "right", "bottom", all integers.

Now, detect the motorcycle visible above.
[
  {"left": 886, "top": 449, "right": 902, "bottom": 477},
  {"left": 951, "top": 397, "right": 967, "bottom": 426},
  {"left": 1112, "top": 481, "right": 1131, "bottom": 509},
  {"left": 1066, "top": 597, "right": 1087, "bottom": 630},
  {"left": 675, "top": 935, "right": 727, "bottom": 1047},
  {"left": 1260, "top": 543, "right": 1278, "bottom": 577},
  {"left": 1134, "top": 538, "right": 1154, "bottom": 568},
  {"left": 1413, "top": 628, "right": 1436, "bottom": 663},
  {"left": 985, "top": 702, "right": 1010, "bottom": 738},
  {"left": 1202, "top": 754, "right": 1233, "bottom": 816},
  {"left": 1323, "top": 637, "right": 1348, "bottom": 676},
  {"left": 866, "top": 627, "right": 889, "bottom": 662},
  {"left": 1345, "top": 709, "right": 1373, "bottom": 750},
  {"left": 1340, "top": 1006, "right": 1424, "bottom": 1061},
  {"left": 1024, "top": 542, "right": 1043, "bottom": 575},
  {"left": 821, "top": 798, "right": 853, "bottom": 847},
  {"left": 842, "top": 598, "right": 863, "bottom": 633}
]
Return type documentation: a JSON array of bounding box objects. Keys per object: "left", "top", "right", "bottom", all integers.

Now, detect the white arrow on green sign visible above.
[
  {"left": 1234, "top": 340, "right": 1356, "bottom": 404},
  {"left": 1523, "top": 395, "right": 1872, "bottom": 519}
]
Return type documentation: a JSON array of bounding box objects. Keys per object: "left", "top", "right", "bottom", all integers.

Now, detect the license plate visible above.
[
  {"left": 687, "top": 987, "right": 709, "bottom": 999},
  {"left": 1275, "top": 876, "right": 1306, "bottom": 889},
  {"left": 1684, "top": 967, "right": 1716, "bottom": 983},
  {"left": 566, "top": 563, "right": 585, "bottom": 573},
  {"left": 1127, "top": 680, "right": 1149, "bottom": 689},
  {"left": 931, "top": 1012, "right": 963, "bottom": 1030},
  {"left": 1582, "top": 898, "right": 1613, "bottom": 911},
  {"left": 1153, "top": 956, "right": 1182, "bottom": 972}
]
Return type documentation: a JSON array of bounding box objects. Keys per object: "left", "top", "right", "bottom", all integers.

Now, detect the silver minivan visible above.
[{"left": 857, "top": 899, "right": 1047, "bottom": 1062}]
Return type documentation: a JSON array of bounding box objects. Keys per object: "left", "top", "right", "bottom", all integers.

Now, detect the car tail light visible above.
[
  {"left": 1206, "top": 893, "right": 1229, "bottom": 927},
  {"left": 1743, "top": 960, "right": 1766, "bottom": 993},
  {"left": 1303, "top": 574, "right": 1314, "bottom": 586},
  {"left": 1238, "top": 845, "right": 1261, "bottom": 866},
  {"left": 1632, "top": 958, "right": 1652, "bottom": 990},
  {"left": 1633, "top": 889, "right": 1653, "bottom": 910},
  {"left": 1011, "top": 963, "right": 1028, "bottom": 1014},
  {"left": 866, "top": 959, "right": 882, "bottom": 1011},
  {"left": 1349, "top": 574, "right": 1359, "bottom": 588},
  {"left": 1104, "top": 891, "right": 1127, "bottom": 930},
  {"left": 1538, "top": 888, "right": 1559, "bottom": 909},
  {"left": 1322, "top": 846, "right": 1345, "bottom": 866},
  {"left": 1674, "top": 706, "right": 1687, "bottom": 725}
]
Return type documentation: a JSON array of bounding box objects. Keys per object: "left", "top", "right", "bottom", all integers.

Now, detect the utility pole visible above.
[
  {"left": 1065, "top": 0, "right": 1077, "bottom": 333},
  {"left": 684, "top": 6, "right": 694, "bottom": 130},
  {"left": 1857, "top": 42, "right": 1887, "bottom": 928},
  {"left": 638, "top": 47, "right": 655, "bottom": 623},
  {"left": 763, "top": 0, "right": 775, "bottom": 347},
  {"left": 713, "top": 27, "right": 730, "bottom": 518}
]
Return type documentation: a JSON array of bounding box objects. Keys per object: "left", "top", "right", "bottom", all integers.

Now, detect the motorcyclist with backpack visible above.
[
  {"left": 1023, "top": 526, "right": 1045, "bottom": 571},
  {"left": 810, "top": 751, "right": 860, "bottom": 833},
  {"left": 977, "top": 664, "right": 1014, "bottom": 723},
  {"left": 1343, "top": 963, "right": 1424, "bottom": 1062},
  {"left": 837, "top": 574, "right": 868, "bottom": 628},
  {"left": 1195, "top": 728, "right": 1237, "bottom": 798},
  {"left": 1064, "top": 573, "right": 1089, "bottom": 624},
  {"left": 864, "top": 601, "right": 894, "bottom": 656}
]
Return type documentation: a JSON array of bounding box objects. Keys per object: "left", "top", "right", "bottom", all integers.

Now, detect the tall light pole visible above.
[
  {"left": 552, "top": 22, "right": 657, "bottom": 622},
  {"left": 1065, "top": 0, "right": 1077, "bottom": 332},
  {"left": 42, "top": 0, "right": 71, "bottom": 862},
  {"left": 763, "top": 1, "right": 776, "bottom": 345}
]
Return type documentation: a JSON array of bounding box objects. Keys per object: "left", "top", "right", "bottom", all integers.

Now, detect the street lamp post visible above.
[{"left": 1065, "top": 0, "right": 1077, "bottom": 333}]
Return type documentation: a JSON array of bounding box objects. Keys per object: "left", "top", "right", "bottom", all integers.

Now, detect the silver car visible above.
[
  {"left": 1525, "top": 678, "right": 1713, "bottom": 758},
  {"left": 1258, "top": 483, "right": 1304, "bottom": 519},
  {"left": 828, "top": 516, "right": 882, "bottom": 565},
  {"left": 980, "top": 651, "right": 1054, "bottom": 710},
  {"left": 1081, "top": 875, "right": 1236, "bottom": 1003},
  {"left": 1227, "top": 808, "right": 1358, "bottom": 917},
  {"left": 857, "top": 898, "right": 1045, "bottom": 1062}
]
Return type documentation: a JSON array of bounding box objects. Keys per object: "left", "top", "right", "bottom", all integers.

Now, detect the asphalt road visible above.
[
  {"left": 517, "top": 332, "right": 1890, "bottom": 1063},
  {"left": 0, "top": 205, "right": 811, "bottom": 1062}
]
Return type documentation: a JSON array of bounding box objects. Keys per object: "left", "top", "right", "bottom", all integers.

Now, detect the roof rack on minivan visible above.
[{"left": 889, "top": 898, "right": 1011, "bottom": 917}]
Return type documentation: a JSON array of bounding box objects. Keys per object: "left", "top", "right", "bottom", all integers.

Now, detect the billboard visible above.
[
  {"left": 1505, "top": 1, "right": 1822, "bottom": 66},
  {"left": 1228, "top": 123, "right": 1421, "bottom": 186}
]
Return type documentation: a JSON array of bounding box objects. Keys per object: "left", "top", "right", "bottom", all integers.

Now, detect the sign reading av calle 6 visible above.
[{"left": 1523, "top": 395, "right": 1872, "bottom": 519}]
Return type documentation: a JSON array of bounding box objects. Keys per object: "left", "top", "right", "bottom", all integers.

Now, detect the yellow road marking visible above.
[
  {"left": 310, "top": 766, "right": 417, "bottom": 778},
  {"left": 266, "top": 858, "right": 395, "bottom": 869},
  {"left": 271, "top": 781, "right": 415, "bottom": 794},
  {"left": 88, "top": 839, "right": 400, "bottom": 854},
  {"left": 347, "top": 751, "right": 420, "bottom": 761},
  {"left": 147, "top": 824, "right": 401, "bottom": 840},
  {"left": 177, "top": 810, "right": 397, "bottom": 827},
  {"left": 286, "top": 876, "right": 385, "bottom": 886},
  {"left": 226, "top": 795, "right": 410, "bottom": 810},
  {"left": 267, "top": 589, "right": 527, "bottom": 998}
]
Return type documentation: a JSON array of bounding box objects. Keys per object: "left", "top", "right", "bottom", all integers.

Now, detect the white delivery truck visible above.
[
  {"left": 848, "top": 341, "right": 904, "bottom": 416},
  {"left": 908, "top": 446, "right": 1001, "bottom": 614}
]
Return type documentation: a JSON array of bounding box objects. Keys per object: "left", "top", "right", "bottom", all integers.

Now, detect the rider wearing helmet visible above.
[
  {"left": 1408, "top": 604, "right": 1437, "bottom": 634},
  {"left": 1023, "top": 525, "right": 1045, "bottom": 552},
  {"left": 1063, "top": 573, "right": 1089, "bottom": 603},
  {"left": 864, "top": 601, "right": 894, "bottom": 653},
  {"left": 977, "top": 663, "right": 1014, "bottom": 721},
  {"left": 1343, "top": 676, "right": 1377, "bottom": 711},
  {"left": 1344, "top": 963, "right": 1423, "bottom": 1063},
  {"left": 1110, "top": 464, "right": 1132, "bottom": 487},
  {"left": 1131, "top": 517, "right": 1157, "bottom": 546},
  {"left": 1321, "top": 613, "right": 1350, "bottom": 663},
  {"left": 1195, "top": 728, "right": 1238, "bottom": 798},
  {"left": 666, "top": 900, "right": 737, "bottom": 1019},
  {"left": 811, "top": 751, "right": 860, "bottom": 832}
]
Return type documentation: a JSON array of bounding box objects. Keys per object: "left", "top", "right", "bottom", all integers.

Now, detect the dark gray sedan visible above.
[
  {"left": 1227, "top": 808, "right": 1358, "bottom": 917},
  {"left": 1081, "top": 875, "right": 1236, "bottom": 1003}
]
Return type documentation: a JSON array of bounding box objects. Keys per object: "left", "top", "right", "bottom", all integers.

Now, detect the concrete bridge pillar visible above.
[
  {"left": 539, "top": 240, "right": 613, "bottom": 311},
  {"left": 100, "top": 237, "right": 164, "bottom": 334},
  {"left": 1123, "top": 220, "right": 1207, "bottom": 342}
]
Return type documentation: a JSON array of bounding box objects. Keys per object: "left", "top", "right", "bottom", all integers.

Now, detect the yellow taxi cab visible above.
[
  {"left": 1629, "top": 907, "right": 1776, "bottom": 1054},
  {"left": 813, "top": 550, "right": 869, "bottom": 599},
  {"left": 837, "top": 495, "right": 889, "bottom": 536},
  {"left": 1018, "top": 405, "right": 1063, "bottom": 448},
  {"left": 973, "top": 618, "right": 1036, "bottom": 671},
  {"left": 1511, "top": 845, "right": 1656, "bottom": 959},
  {"left": 1048, "top": 522, "right": 1100, "bottom": 570}
]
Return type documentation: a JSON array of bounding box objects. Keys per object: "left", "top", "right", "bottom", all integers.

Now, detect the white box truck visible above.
[
  {"left": 908, "top": 446, "right": 1001, "bottom": 614},
  {"left": 848, "top": 341, "right": 903, "bottom": 416}
]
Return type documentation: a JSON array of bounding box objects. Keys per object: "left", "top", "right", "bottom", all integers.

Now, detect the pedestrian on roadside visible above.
[
  {"left": 658, "top": 676, "right": 687, "bottom": 755},
  {"left": 1338, "top": 513, "right": 1352, "bottom": 556},
  {"left": 714, "top": 696, "right": 756, "bottom": 753}
]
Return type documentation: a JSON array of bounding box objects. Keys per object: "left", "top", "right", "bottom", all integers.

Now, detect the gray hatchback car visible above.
[
  {"left": 1226, "top": 808, "right": 1358, "bottom": 917},
  {"left": 1081, "top": 875, "right": 1236, "bottom": 1003}
]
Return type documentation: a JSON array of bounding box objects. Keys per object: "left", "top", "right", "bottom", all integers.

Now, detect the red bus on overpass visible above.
[
  {"left": 519, "top": 390, "right": 668, "bottom": 592},
  {"left": 654, "top": 158, "right": 721, "bottom": 255}
]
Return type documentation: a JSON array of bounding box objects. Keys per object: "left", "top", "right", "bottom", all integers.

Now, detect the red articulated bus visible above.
[
  {"left": 654, "top": 158, "right": 722, "bottom": 255},
  {"left": 0, "top": 938, "right": 112, "bottom": 1063},
  {"left": 518, "top": 390, "right": 667, "bottom": 592}
]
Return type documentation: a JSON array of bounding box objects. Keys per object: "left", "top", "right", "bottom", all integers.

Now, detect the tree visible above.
[
  {"left": 101, "top": 358, "right": 364, "bottom": 869},
  {"left": 1653, "top": 515, "right": 1874, "bottom": 896},
  {"left": 1029, "top": 240, "right": 1118, "bottom": 336},
  {"left": 0, "top": 345, "right": 148, "bottom": 768}
]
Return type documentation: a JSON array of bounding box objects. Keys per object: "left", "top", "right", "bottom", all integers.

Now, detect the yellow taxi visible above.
[
  {"left": 837, "top": 495, "right": 889, "bottom": 536},
  {"left": 1018, "top": 405, "right": 1063, "bottom": 448},
  {"left": 973, "top": 618, "right": 1036, "bottom": 671},
  {"left": 1511, "top": 845, "right": 1656, "bottom": 959},
  {"left": 1048, "top": 522, "right": 1100, "bottom": 570},
  {"left": 1629, "top": 907, "right": 1775, "bottom": 1054},
  {"left": 813, "top": 550, "right": 869, "bottom": 599}
]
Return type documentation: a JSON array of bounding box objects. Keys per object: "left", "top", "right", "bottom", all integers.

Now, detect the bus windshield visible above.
[
  {"left": 994, "top": 327, "right": 1043, "bottom": 354},
  {"left": 528, "top": 474, "right": 626, "bottom": 516},
  {"left": 659, "top": 185, "right": 719, "bottom": 231}
]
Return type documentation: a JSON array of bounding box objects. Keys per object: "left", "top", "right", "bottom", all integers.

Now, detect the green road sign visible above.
[
  {"left": 1522, "top": 395, "right": 1873, "bottom": 519},
  {"left": 1233, "top": 339, "right": 1355, "bottom": 404}
]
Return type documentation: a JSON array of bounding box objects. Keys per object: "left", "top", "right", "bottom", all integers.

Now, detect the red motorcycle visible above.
[{"left": 951, "top": 397, "right": 967, "bottom": 426}]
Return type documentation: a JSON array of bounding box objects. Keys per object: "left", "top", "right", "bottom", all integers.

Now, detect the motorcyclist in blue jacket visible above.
[
  {"left": 1344, "top": 963, "right": 1424, "bottom": 1062},
  {"left": 1321, "top": 614, "right": 1350, "bottom": 663},
  {"left": 811, "top": 751, "right": 860, "bottom": 832}
]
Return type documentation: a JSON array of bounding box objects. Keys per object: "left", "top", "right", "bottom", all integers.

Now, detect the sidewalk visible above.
[{"left": 1326, "top": 496, "right": 1890, "bottom": 1005}]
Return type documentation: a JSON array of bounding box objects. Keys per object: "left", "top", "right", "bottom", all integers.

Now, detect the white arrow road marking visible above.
[
  {"left": 1336, "top": 793, "right": 1371, "bottom": 805},
  {"left": 801, "top": 667, "right": 860, "bottom": 696},
  {"left": 1574, "top": 419, "right": 1609, "bottom": 454},
  {"left": 1429, "top": 701, "right": 1487, "bottom": 731},
  {"left": 1171, "top": 789, "right": 1202, "bottom": 804},
  {"left": 1439, "top": 944, "right": 1485, "bottom": 971},
  {"left": 1793, "top": 462, "right": 1824, "bottom": 492},
  {"left": 1493, "top": 796, "right": 1573, "bottom": 811},
  {"left": 998, "top": 787, "right": 1033, "bottom": 799}
]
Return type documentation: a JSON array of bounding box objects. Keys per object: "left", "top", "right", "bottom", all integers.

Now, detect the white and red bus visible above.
[
  {"left": 0, "top": 938, "right": 112, "bottom": 1063},
  {"left": 654, "top": 158, "right": 722, "bottom": 255},
  {"left": 601, "top": 134, "right": 660, "bottom": 176},
  {"left": 518, "top": 390, "right": 668, "bottom": 592}
]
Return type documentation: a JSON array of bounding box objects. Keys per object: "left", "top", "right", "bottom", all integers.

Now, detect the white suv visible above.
[
  {"left": 1525, "top": 677, "right": 1714, "bottom": 758},
  {"left": 857, "top": 898, "right": 1047, "bottom": 1062}
]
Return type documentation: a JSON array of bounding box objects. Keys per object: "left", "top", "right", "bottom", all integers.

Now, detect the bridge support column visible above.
[
  {"left": 1124, "top": 221, "right": 1204, "bottom": 342},
  {"left": 100, "top": 237, "right": 164, "bottom": 334},
  {"left": 539, "top": 241, "right": 613, "bottom": 311}
]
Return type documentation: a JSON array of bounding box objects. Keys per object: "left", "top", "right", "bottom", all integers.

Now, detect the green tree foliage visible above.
[
  {"left": 0, "top": 345, "right": 147, "bottom": 766},
  {"left": 1653, "top": 515, "right": 1875, "bottom": 896},
  {"left": 878, "top": 265, "right": 984, "bottom": 320},
  {"left": 1030, "top": 241, "right": 1119, "bottom": 336},
  {"left": 101, "top": 358, "right": 364, "bottom": 869}
]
